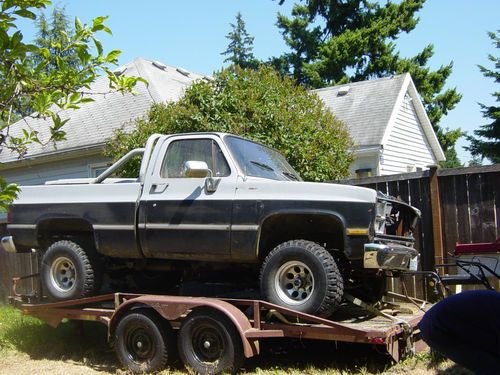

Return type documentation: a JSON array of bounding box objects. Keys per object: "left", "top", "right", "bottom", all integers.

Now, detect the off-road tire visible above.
[
  {"left": 115, "top": 309, "right": 173, "bottom": 373},
  {"left": 178, "top": 308, "right": 244, "bottom": 374},
  {"left": 40, "top": 240, "right": 100, "bottom": 301},
  {"left": 260, "top": 239, "right": 343, "bottom": 317}
]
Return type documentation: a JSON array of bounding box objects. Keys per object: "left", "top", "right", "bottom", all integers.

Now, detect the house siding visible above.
[
  {"left": 1, "top": 154, "right": 111, "bottom": 186},
  {"left": 380, "top": 94, "right": 436, "bottom": 175}
]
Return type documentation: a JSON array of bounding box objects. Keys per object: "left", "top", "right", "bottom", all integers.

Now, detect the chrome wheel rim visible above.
[
  {"left": 275, "top": 260, "right": 314, "bottom": 305},
  {"left": 50, "top": 257, "right": 76, "bottom": 293}
]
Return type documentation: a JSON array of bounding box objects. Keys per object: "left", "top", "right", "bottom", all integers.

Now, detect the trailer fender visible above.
[{"left": 109, "top": 295, "right": 259, "bottom": 358}]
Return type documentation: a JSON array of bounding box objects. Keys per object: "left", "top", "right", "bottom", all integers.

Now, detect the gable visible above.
[
  {"left": 380, "top": 92, "right": 436, "bottom": 175},
  {"left": 314, "top": 75, "right": 406, "bottom": 148}
]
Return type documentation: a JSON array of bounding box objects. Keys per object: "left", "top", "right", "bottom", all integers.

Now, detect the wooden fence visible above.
[
  {"left": 338, "top": 164, "right": 500, "bottom": 298},
  {"left": 1, "top": 164, "right": 499, "bottom": 302}
]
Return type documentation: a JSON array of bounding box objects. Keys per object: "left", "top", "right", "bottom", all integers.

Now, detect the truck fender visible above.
[{"left": 109, "top": 295, "right": 259, "bottom": 358}]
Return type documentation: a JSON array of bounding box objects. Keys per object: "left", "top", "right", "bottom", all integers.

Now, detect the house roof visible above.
[
  {"left": 314, "top": 73, "right": 445, "bottom": 161},
  {"left": 0, "top": 58, "right": 204, "bottom": 166}
]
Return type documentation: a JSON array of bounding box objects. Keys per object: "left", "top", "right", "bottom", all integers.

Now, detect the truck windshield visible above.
[{"left": 225, "top": 135, "right": 302, "bottom": 181}]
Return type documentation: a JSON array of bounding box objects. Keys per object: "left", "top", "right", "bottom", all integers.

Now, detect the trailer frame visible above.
[{"left": 9, "top": 274, "right": 429, "bottom": 373}]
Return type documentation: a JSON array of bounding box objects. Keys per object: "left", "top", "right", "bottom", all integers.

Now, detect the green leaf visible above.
[
  {"left": 14, "top": 9, "right": 36, "bottom": 20},
  {"left": 105, "top": 49, "right": 121, "bottom": 63}
]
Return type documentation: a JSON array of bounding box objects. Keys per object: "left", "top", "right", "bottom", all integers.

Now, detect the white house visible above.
[
  {"left": 0, "top": 61, "right": 444, "bottom": 184},
  {"left": 314, "top": 73, "right": 445, "bottom": 178}
]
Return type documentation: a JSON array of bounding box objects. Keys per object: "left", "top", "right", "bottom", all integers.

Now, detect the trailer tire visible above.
[
  {"left": 260, "top": 240, "right": 343, "bottom": 317},
  {"left": 114, "top": 309, "right": 173, "bottom": 373},
  {"left": 178, "top": 308, "right": 244, "bottom": 374},
  {"left": 40, "top": 240, "right": 100, "bottom": 301}
]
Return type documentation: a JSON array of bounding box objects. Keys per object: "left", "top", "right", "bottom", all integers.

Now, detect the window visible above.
[
  {"left": 355, "top": 168, "right": 372, "bottom": 179},
  {"left": 89, "top": 163, "right": 110, "bottom": 178},
  {"left": 161, "top": 139, "right": 230, "bottom": 178}
]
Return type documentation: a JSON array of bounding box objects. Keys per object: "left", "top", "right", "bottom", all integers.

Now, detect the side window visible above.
[{"left": 161, "top": 139, "right": 230, "bottom": 178}]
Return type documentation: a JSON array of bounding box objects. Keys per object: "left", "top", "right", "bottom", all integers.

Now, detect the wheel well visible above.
[
  {"left": 37, "top": 218, "right": 95, "bottom": 250},
  {"left": 258, "top": 214, "right": 344, "bottom": 260}
]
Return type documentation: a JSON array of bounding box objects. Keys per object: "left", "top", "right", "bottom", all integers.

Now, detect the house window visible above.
[
  {"left": 355, "top": 168, "right": 372, "bottom": 178},
  {"left": 89, "top": 163, "right": 110, "bottom": 178}
]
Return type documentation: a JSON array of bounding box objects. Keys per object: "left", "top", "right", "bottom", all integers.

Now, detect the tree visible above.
[
  {"left": 0, "top": 0, "right": 143, "bottom": 209},
  {"left": 32, "top": 6, "right": 82, "bottom": 73},
  {"left": 272, "top": 0, "right": 463, "bottom": 166},
  {"left": 106, "top": 66, "right": 354, "bottom": 181},
  {"left": 466, "top": 31, "right": 500, "bottom": 164},
  {"left": 221, "top": 12, "right": 259, "bottom": 69}
]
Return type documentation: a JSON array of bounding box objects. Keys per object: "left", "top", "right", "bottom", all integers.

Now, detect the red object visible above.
[{"left": 454, "top": 238, "right": 500, "bottom": 255}]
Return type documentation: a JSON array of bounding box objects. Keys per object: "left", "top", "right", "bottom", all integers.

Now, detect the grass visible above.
[
  {"left": 0, "top": 305, "right": 113, "bottom": 364},
  {"left": 0, "top": 305, "right": 472, "bottom": 374}
]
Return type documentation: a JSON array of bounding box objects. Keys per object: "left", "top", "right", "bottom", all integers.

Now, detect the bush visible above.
[{"left": 106, "top": 66, "right": 353, "bottom": 181}]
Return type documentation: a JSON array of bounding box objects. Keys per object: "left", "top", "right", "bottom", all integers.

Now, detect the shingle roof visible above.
[
  {"left": 313, "top": 74, "right": 407, "bottom": 148},
  {"left": 0, "top": 58, "right": 203, "bottom": 163}
]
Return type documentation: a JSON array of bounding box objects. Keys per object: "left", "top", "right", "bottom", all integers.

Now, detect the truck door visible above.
[{"left": 139, "top": 135, "right": 236, "bottom": 259}]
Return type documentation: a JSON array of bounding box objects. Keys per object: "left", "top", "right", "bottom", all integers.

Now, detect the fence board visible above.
[
  {"left": 480, "top": 173, "right": 497, "bottom": 242},
  {"left": 468, "top": 174, "right": 483, "bottom": 243},
  {"left": 439, "top": 175, "right": 458, "bottom": 257}
]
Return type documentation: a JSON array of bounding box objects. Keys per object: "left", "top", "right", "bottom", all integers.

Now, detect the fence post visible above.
[{"left": 429, "top": 165, "right": 444, "bottom": 274}]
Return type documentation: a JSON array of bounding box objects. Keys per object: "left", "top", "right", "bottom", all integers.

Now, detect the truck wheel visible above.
[
  {"left": 178, "top": 308, "right": 244, "bottom": 374},
  {"left": 115, "top": 310, "right": 173, "bottom": 373},
  {"left": 260, "top": 240, "right": 343, "bottom": 317},
  {"left": 40, "top": 240, "right": 100, "bottom": 301}
]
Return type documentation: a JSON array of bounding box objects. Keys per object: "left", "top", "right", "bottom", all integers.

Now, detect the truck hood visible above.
[{"left": 237, "top": 177, "right": 378, "bottom": 203}]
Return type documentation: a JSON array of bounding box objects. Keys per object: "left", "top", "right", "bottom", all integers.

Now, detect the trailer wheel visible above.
[
  {"left": 260, "top": 240, "right": 343, "bottom": 317},
  {"left": 40, "top": 240, "right": 100, "bottom": 301},
  {"left": 114, "top": 310, "right": 173, "bottom": 373},
  {"left": 178, "top": 308, "right": 244, "bottom": 374}
]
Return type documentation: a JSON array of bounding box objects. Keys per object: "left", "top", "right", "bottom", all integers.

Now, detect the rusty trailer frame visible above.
[{"left": 10, "top": 274, "right": 428, "bottom": 367}]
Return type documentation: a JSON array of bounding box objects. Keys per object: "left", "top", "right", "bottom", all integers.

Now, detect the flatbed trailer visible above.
[{"left": 9, "top": 275, "right": 429, "bottom": 375}]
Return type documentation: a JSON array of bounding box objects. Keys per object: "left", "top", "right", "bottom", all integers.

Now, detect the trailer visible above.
[{"left": 9, "top": 274, "right": 429, "bottom": 375}]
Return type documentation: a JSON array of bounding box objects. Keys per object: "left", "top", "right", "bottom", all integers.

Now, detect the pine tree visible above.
[
  {"left": 466, "top": 31, "right": 500, "bottom": 164},
  {"left": 32, "top": 6, "right": 82, "bottom": 73},
  {"left": 272, "top": 0, "right": 463, "bottom": 165},
  {"left": 221, "top": 12, "right": 259, "bottom": 69}
]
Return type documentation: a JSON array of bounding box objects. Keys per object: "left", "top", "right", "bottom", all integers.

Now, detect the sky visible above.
[{"left": 17, "top": 0, "right": 500, "bottom": 164}]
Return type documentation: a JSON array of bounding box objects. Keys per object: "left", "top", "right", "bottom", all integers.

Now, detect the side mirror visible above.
[
  {"left": 183, "top": 160, "right": 221, "bottom": 193},
  {"left": 184, "top": 161, "right": 210, "bottom": 178}
]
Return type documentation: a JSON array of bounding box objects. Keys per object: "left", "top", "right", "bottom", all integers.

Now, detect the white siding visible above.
[
  {"left": 380, "top": 94, "right": 436, "bottom": 176},
  {"left": 1, "top": 154, "right": 111, "bottom": 186}
]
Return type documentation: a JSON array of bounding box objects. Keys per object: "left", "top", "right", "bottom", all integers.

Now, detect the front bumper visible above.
[
  {"left": 1, "top": 236, "right": 17, "bottom": 253},
  {"left": 364, "top": 242, "right": 419, "bottom": 271}
]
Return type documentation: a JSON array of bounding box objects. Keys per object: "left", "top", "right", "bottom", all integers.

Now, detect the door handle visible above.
[{"left": 150, "top": 183, "right": 169, "bottom": 194}]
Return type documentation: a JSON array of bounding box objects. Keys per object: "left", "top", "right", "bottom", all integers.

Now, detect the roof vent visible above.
[
  {"left": 113, "top": 66, "right": 127, "bottom": 76},
  {"left": 203, "top": 75, "right": 214, "bottom": 82},
  {"left": 176, "top": 67, "right": 190, "bottom": 77},
  {"left": 337, "top": 86, "right": 350, "bottom": 96},
  {"left": 152, "top": 61, "right": 167, "bottom": 70}
]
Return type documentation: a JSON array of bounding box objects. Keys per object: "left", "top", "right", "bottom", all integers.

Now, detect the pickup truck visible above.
[{"left": 1, "top": 132, "right": 420, "bottom": 317}]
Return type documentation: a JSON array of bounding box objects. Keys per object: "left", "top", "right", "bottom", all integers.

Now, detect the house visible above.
[
  {"left": 0, "top": 62, "right": 443, "bottom": 184},
  {"left": 0, "top": 58, "right": 204, "bottom": 185},
  {"left": 314, "top": 73, "right": 445, "bottom": 178}
]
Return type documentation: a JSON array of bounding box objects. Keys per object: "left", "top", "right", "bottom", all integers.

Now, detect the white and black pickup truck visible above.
[{"left": 2, "top": 133, "right": 420, "bottom": 316}]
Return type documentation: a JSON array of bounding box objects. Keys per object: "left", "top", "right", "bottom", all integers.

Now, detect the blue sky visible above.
[{"left": 19, "top": 0, "right": 499, "bottom": 163}]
